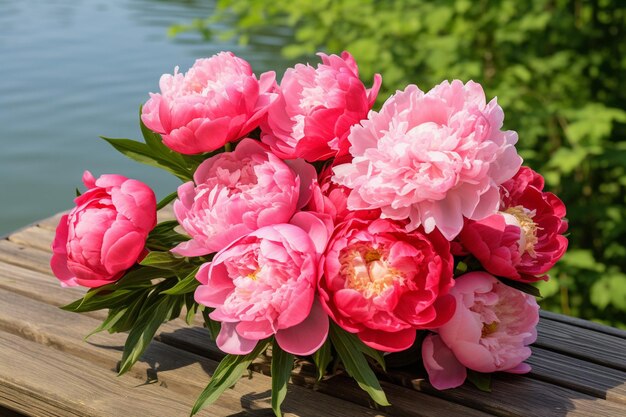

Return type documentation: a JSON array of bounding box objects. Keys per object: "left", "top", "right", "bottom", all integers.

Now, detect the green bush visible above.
[{"left": 179, "top": 0, "right": 626, "bottom": 327}]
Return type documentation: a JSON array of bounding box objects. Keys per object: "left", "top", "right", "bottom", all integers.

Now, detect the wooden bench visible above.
[{"left": 1, "top": 211, "right": 625, "bottom": 416}]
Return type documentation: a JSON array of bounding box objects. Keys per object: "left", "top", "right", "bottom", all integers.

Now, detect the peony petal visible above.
[
  {"left": 422, "top": 334, "right": 467, "bottom": 390},
  {"left": 275, "top": 299, "right": 329, "bottom": 356},
  {"left": 289, "top": 211, "right": 332, "bottom": 256},
  {"left": 358, "top": 327, "right": 416, "bottom": 352},
  {"left": 216, "top": 322, "right": 259, "bottom": 355}
]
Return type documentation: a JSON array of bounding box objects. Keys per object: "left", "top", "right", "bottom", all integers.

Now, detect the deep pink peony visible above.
[
  {"left": 458, "top": 167, "right": 568, "bottom": 282},
  {"left": 141, "top": 52, "right": 276, "bottom": 155},
  {"left": 194, "top": 212, "right": 331, "bottom": 355},
  {"left": 333, "top": 80, "right": 522, "bottom": 240},
  {"left": 319, "top": 218, "right": 456, "bottom": 352},
  {"left": 51, "top": 171, "right": 156, "bottom": 288},
  {"left": 306, "top": 157, "right": 381, "bottom": 225},
  {"left": 422, "top": 272, "right": 539, "bottom": 390},
  {"left": 261, "top": 51, "right": 381, "bottom": 162},
  {"left": 172, "top": 139, "right": 316, "bottom": 257}
]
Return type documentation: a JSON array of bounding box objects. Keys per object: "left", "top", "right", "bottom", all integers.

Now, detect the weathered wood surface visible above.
[{"left": 1, "top": 212, "right": 625, "bottom": 416}]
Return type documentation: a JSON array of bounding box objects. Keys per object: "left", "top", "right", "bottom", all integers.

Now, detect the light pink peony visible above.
[
  {"left": 51, "top": 171, "right": 156, "bottom": 288},
  {"left": 422, "top": 272, "right": 539, "bottom": 389},
  {"left": 319, "top": 218, "right": 456, "bottom": 352},
  {"left": 458, "top": 167, "right": 568, "bottom": 282},
  {"left": 194, "top": 212, "right": 331, "bottom": 355},
  {"left": 141, "top": 52, "right": 276, "bottom": 154},
  {"left": 261, "top": 51, "right": 381, "bottom": 162},
  {"left": 333, "top": 80, "right": 522, "bottom": 240},
  {"left": 172, "top": 139, "right": 316, "bottom": 257}
]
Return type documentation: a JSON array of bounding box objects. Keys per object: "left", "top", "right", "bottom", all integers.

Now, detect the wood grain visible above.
[
  {"left": 0, "top": 289, "right": 388, "bottom": 417},
  {"left": 528, "top": 346, "right": 626, "bottom": 404},
  {"left": 540, "top": 310, "right": 626, "bottom": 339},
  {"left": 0, "top": 239, "right": 52, "bottom": 275},
  {"left": 536, "top": 319, "right": 626, "bottom": 371},
  {"left": 0, "top": 331, "right": 221, "bottom": 417},
  {"left": 8, "top": 226, "right": 56, "bottom": 252},
  {"left": 394, "top": 371, "right": 626, "bottom": 417}
]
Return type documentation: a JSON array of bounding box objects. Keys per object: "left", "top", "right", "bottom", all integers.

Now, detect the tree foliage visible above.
[{"left": 179, "top": 0, "right": 626, "bottom": 327}]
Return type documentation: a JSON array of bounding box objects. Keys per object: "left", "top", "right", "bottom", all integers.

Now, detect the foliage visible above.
[{"left": 183, "top": 0, "right": 626, "bottom": 327}]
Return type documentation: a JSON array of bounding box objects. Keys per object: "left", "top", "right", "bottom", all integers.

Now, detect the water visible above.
[{"left": 0, "top": 0, "right": 294, "bottom": 236}]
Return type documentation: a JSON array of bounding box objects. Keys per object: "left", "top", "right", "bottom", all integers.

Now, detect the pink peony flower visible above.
[
  {"left": 172, "top": 139, "right": 316, "bottom": 257},
  {"left": 458, "top": 167, "right": 568, "bottom": 282},
  {"left": 194, "top": 212, "right": 331, "bottom": 355},
  {"left": 306, "top": 157, "right": 381, "bottom": 225},
  {"left": 332, "top": 80, "right": 522, "bottom": 240},
  {"left": 51, "top": 171, "right": 156, "bottom": 288},
  {"left": 141, "top": 52, "right": 276, "bottom": 155},
  {"left": 261, "top": 51, "right": 381, "bottom": 162},
  {"left": 422, "top": 272, "right": 539, "bottom": 390},
  {"left": 319, "top": 218, "right": 456, "bottom": 352}
]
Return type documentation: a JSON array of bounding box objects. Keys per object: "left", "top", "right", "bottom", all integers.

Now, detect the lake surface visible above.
[{"left": 0, "top": 0, "right": 294, "bottom": 235}]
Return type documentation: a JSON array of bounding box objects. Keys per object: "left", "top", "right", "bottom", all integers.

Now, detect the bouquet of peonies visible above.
[{"left": 51, "top": 51, "right": 568, "bottom": 415}]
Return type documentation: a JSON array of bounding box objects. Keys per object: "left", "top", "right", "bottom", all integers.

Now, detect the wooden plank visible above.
[
  {"left": 0, "top": 288, "right": 389, "bottom": 417},
  {"left": 0, "top": 331, "right": 222, "bottom": 417},
  {"left": 536, "top": 319, "right": 626, "bottom": 372},
  {"left": 528, "top": 347, "right": 626, "bottom": 404},
  {"left": 0, "top": 239, "right": 52, "bottom": 275},
  {"left": 0, "top": 291, "right": 487, "bottom": 417},
  {"left": 8, "top": 226, "right": 56, "bottom": 252},
  {"left": 0, "top": 261, "right": 86, "bottom": 305},
  {"left": 540, "top": 310, "right": 626, "bottom": 340},
  {"left": 393, "top": 371, "right": 626, "bottom": 417},
  {"left": 35, "top": 212, "right": 67, "bottom": 231}
]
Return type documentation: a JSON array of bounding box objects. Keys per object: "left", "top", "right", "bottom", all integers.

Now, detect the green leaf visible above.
[
  {"left": 466, "top": 370, "right": 492, "bottom": 392},
  {"left": 84, "top": 307, "right": 130, "bottom": 340},
  {"left": 61, "top": 289, "right": 137, "bottom": 313},
  {"left": 147, "top": 220, "right": 190, "bottom": 251},
  {"left": 101, "top": 136, "right": 191, "bottom": 182},
  {"left": 497, "top": 277, "right": 542, "bottom": 298},
  {"left": 108, "top": 266, "right": 171, "bottom": 290},
  {"left": 107, "top": 292, "right": 150, "bottom": 334},
  {"left": 329, "top": 323, "right": 389, "bottom": 406},
  {"left": 156, "top": 191, "right": 179, "bottom": 211},
  {"left": 162, "top": 267, "right": 201, "bottom": 295},
  {"left": 118, "top": 296, "right": 176, "bottom": 375},
  {"left": 61, "top": 266, "right": 168, "bottom": 313},
  {"left": 202, "top": 307, "right": 221, "bottom": 340},
  {"left": 140, "top": 251, "right": 190, "bottom": 271},
  {"left": 191, "top": 341, "right": 269, "bottom": 415},
  {"left": 185, "top": 294, "right": 199, "bottom": 325},
  {"left": 311, "top": 338, "right": 332, "bottom": 381},
  {"left": 271, "top": 340, "right": 294, "bottom": 417}
]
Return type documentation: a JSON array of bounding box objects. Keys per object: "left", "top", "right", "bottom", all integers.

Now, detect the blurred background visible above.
[{"left": 1, "top": 0, "right": 625, "bottom": 327}]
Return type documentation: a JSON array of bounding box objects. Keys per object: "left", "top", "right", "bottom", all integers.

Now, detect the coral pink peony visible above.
[
  {"left": 141, "top": 52, "right": 276, "bottom": 154},
  {"left": 261, "top": 51, "right": 381, "bottom": 161},
  {"left": 333, "top": 80, "right": 522, "bottom": 240},
  {"left": 51, "top": 171, "right": 156, "bottom": 288},
  {"left": 194, "top": 212, "right": 331, "bottom": 355},
  {"left": 422, "top": 272, "right": 539, "bottom": 389},
  {"left": 458, "top": 167, "right": 568, "bottom": 282},
  {"left": 319, "top": 218, "right": 456, "bottom": 352},
  {"left": 172, "top": 139, "right": 316, "bottom": 257}
]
